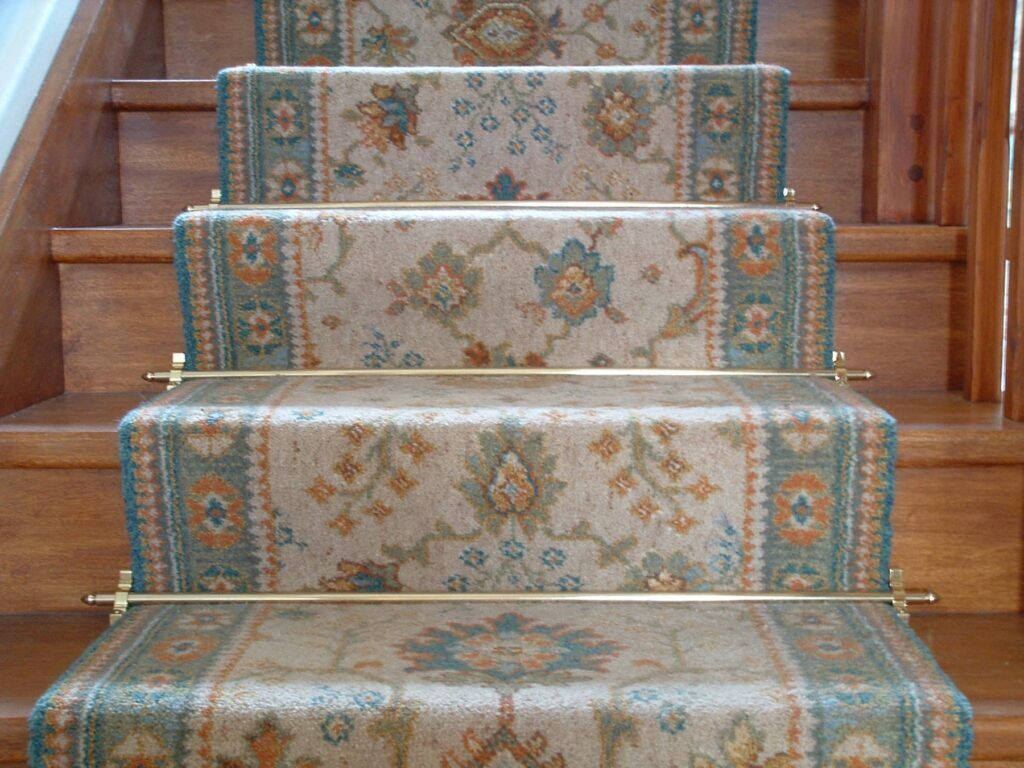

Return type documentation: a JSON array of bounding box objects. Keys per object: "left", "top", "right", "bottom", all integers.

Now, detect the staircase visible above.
[{"left": 0, "top": 0, "right": 1023, "bottom": 765}]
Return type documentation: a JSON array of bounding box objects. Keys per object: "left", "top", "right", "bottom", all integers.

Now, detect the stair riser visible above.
[
  {"left": 58, "top": 261, "right": 963, "bottom": 393},
  {"left": 2, "top": 465, "right": 1018, "bottom": 613},
  {"left": 161, "top": 0, "right": 864, "bottom": 80},
  {"left": 117, "top": 109, "right": 864, "bottom": 223}
]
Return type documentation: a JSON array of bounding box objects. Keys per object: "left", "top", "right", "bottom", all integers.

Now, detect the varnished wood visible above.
[
  {"left": 0, "top": 469, "right": 130, "bottom": 613},
  {"left": 833, "top": 262, "right": 964, "bottom": 392},
  {"left": 862, "top": 0, "right": 933, "bottom": 223},
  {"left": 0, "top": 392, "right": 149, "bottom": 468},
  {"left": 1004, "top": 8, "right": 1024, "bottom": 421},
  {"left": 928, "top": 0, "right": 973, "bottom": 225},
  {"left": 0, "top": 0, "right": 162, "bottom": 417},
  {"left": 915, "top": 613, "right": 1024, "bottom": 762},
  {"left": 59, "top": 263, "right": 180, "bottom": 393},
  {"left": 891, "top": 466, "right": 1023, "bottom": 614},
  {"left": 834, "top": 224, "right": 965, "bottom": 262},
  {"left": 50, "top": 224, "right": 967, "bottom": 265},
  {"left": 109, "top": 77, "right": 870, "bottom": 113},
  {"left": 51, "top": 226, "right": 171, "bottom": 263},
  {"left": 0, "top": 612, "right": 108, "bottom": 763},
  {"left": 162, "top": 0, "right": 255, "bottom": 78},
  {"left": 0, "top": 612, "right": 1020, "bottom": 766},
  {"left": 964, "top": 0, "right": 1014, "bottom": 402}
]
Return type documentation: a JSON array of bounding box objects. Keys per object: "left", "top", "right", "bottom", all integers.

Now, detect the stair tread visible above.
[
  {"left": 0, "top": 611, "right": 1019, "bottom": 763},
  {"left": 51, "top": 223, "right": 967, "bottom": 264},
  {"left": 1, "top": 390, "right": 1021, "bottom": 470},
  {"left": 108, "top": 77, "right": 869, "bottom": 113}
]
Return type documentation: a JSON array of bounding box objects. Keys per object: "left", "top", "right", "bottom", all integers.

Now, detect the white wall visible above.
[{"left": 0, "top": 0, "right": 81, "bottom": 173}]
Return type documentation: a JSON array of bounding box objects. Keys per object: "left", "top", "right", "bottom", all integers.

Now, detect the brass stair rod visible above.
[
  {"left": 145, "top": 353, "right": 871, "bottom": 386},
  {"left": 189, "top": 200, "right": 823, "bottom": 212},
  {"left": 86, "top": 569, "right": 927, "bottom": 624},
  {"left": 189, "top": 187, "right": 819, "bottom": 213},
  {"left": 85, "top": 590, "right": 937, "bottom": 607}
]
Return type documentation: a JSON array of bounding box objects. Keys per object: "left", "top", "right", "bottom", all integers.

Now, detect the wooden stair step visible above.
[
  {"left": 1, "top": 392, "right": 1021, "bottom": 614},
  {"left": 50, "top": 224, "right": 967, "bottom": 265},
  {"left": 2, "top": 391, "right": 1019, "bottom": 470},
  {"left": 0, "top": 611, "right": 1020, "bottom": 765},
  {"left": 108, "top": 84, "right": 868, "bottom": 224},
  {"left": 108, "top": 78, "right": 869, "bottom": 113}
]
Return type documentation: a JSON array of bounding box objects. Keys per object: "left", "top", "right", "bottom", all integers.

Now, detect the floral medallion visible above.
[
  {"left": 773, "top": 472, "right": 833, "bottom": 546},
  {"left": 357, "top": 82, "right": 421, "bottom": 153},
  {"left": 584, "top": 76, "right": 655, "bottom": 157},
  {"left": 227, "top": 219, "right": 278, "bottom": 286},
  {"left": 398, "top": 612, "right": 620, "bottom": 683},
  {"left": 461, "top": 423, "right": 566, "bottom": 536},
  {"left": 399, "top": 244, "right": 482, "bottom": 321},
  {"left": 622, "top": 551, "right": 711, "bottom": 592},
  {"left": 534, "top": 238, "right": 614, "bottom": 326},
  {"left": 448, "top": 2, "right": 555, "bottom": 64},
  {"left": 186, "top": 475, "right": 246, "bottom": 550}
]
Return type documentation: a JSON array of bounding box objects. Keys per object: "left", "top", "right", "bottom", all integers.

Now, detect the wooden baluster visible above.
[{"left": 964, "top": 0, "right": 1015, "bottom": 402}]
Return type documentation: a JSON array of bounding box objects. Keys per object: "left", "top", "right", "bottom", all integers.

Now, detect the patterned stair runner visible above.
[
  {"left": 174, "top": 207, "right": 831, "bottom": 371},
  {"left": 120, "top": 374, "right": 894, "bottom": 594},
  {"left": 29, "top": 2, "right": 975, "bottom": 765},
  {"left": 31, "top": 602, "right": 971, "bottom": 766},
  {"left": 255, "top": 0, "right": 759, "bottom": 67},
  {"left": 218, "top": 64, "right": 788, "bottom": 204}
]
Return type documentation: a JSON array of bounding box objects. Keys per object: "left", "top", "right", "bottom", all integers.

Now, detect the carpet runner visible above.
[
  {"left": 28, "top": 0, "right": 976, "bottom": 763},
  {"left": 120, "top": 375, "right": 894, "bottom": 594},
  {"left": 255, "top": 0, "right": 759, "bottom": 68},
  {"left": 30, "top": 602, "right": 970, "bottom": 767},
  {"left": 174, "top": 206, "right": 831, "bottom": 371},
  {"left": 218, "top": 64, "right": 788, "bottom": 204}
]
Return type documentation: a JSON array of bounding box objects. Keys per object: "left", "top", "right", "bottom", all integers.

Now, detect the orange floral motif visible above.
[
  {"left": 227, "top": 221, "right": 278, "bottom": 285},
  {"left": 631, "top": 496, "right": 660, "bottom": 522},
  {"left": 305, "top": 476, "right": 338, "bottom": 504},
  {"left": 345, "top": 422, "right": 375, "bottom": 446},
  {"left": 608, "top": 469, "right": 638, "bottom": 496},
  {"left": 464, "top": 341, "right": 492, "bottom": 367},
  {"left": 669, "top": 510, "right": 697, "bottom": 535},
  {"left": 357, "top": 83, "right": 420, "bottom": 153},
  {"left": 362, "top": 501, "right": 394, "bottom": 520},
  {"left": 150, "top": 635, "right": 217, "bottom": 664},
  {"left": 389, "top": 469, "right": 418, "bottom": 498},
  {"left": 589, "top": 430, "right": 622, "bottom": 462},
  {"left": 651, "top": 420, "right": 682, "bottom": 445},
  {"left": 400, "top": 432, "right": 436, "bottom": 464},
  {"left": 334, "top": 452, "right": 365, "bottom": 484},
  {"left": 685, "top": 475, "right": 720, "bottom": 501},
  {"left": 773, "top": 473, "right": 833, "bottom": 546},
  {"left": 328, "top": 512, "right": 358, "bottom": 537},
  {"left": 660, "top": 451, "right": 692, "bottom": 481},
  {"left": 731, "top": 220, "right": 781, "bottom": 277},
  {"left": 186, "top": 475, "right": 245, "bottom": 549}
]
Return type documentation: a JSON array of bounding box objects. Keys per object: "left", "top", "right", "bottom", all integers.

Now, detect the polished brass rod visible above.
[
  {"left": 187, "top": 200, "right": 821, "bottom": 212},
  {"left": 144, "top": 366, "right": 872, "bottom": 384},
  {"left": 84, "top": 590, "right": 937, "bottom": 606}
]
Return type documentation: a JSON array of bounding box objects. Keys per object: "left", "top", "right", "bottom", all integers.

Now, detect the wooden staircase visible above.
[{"left": 0, "top": 1, "right": 1021, "bottom": 765}]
